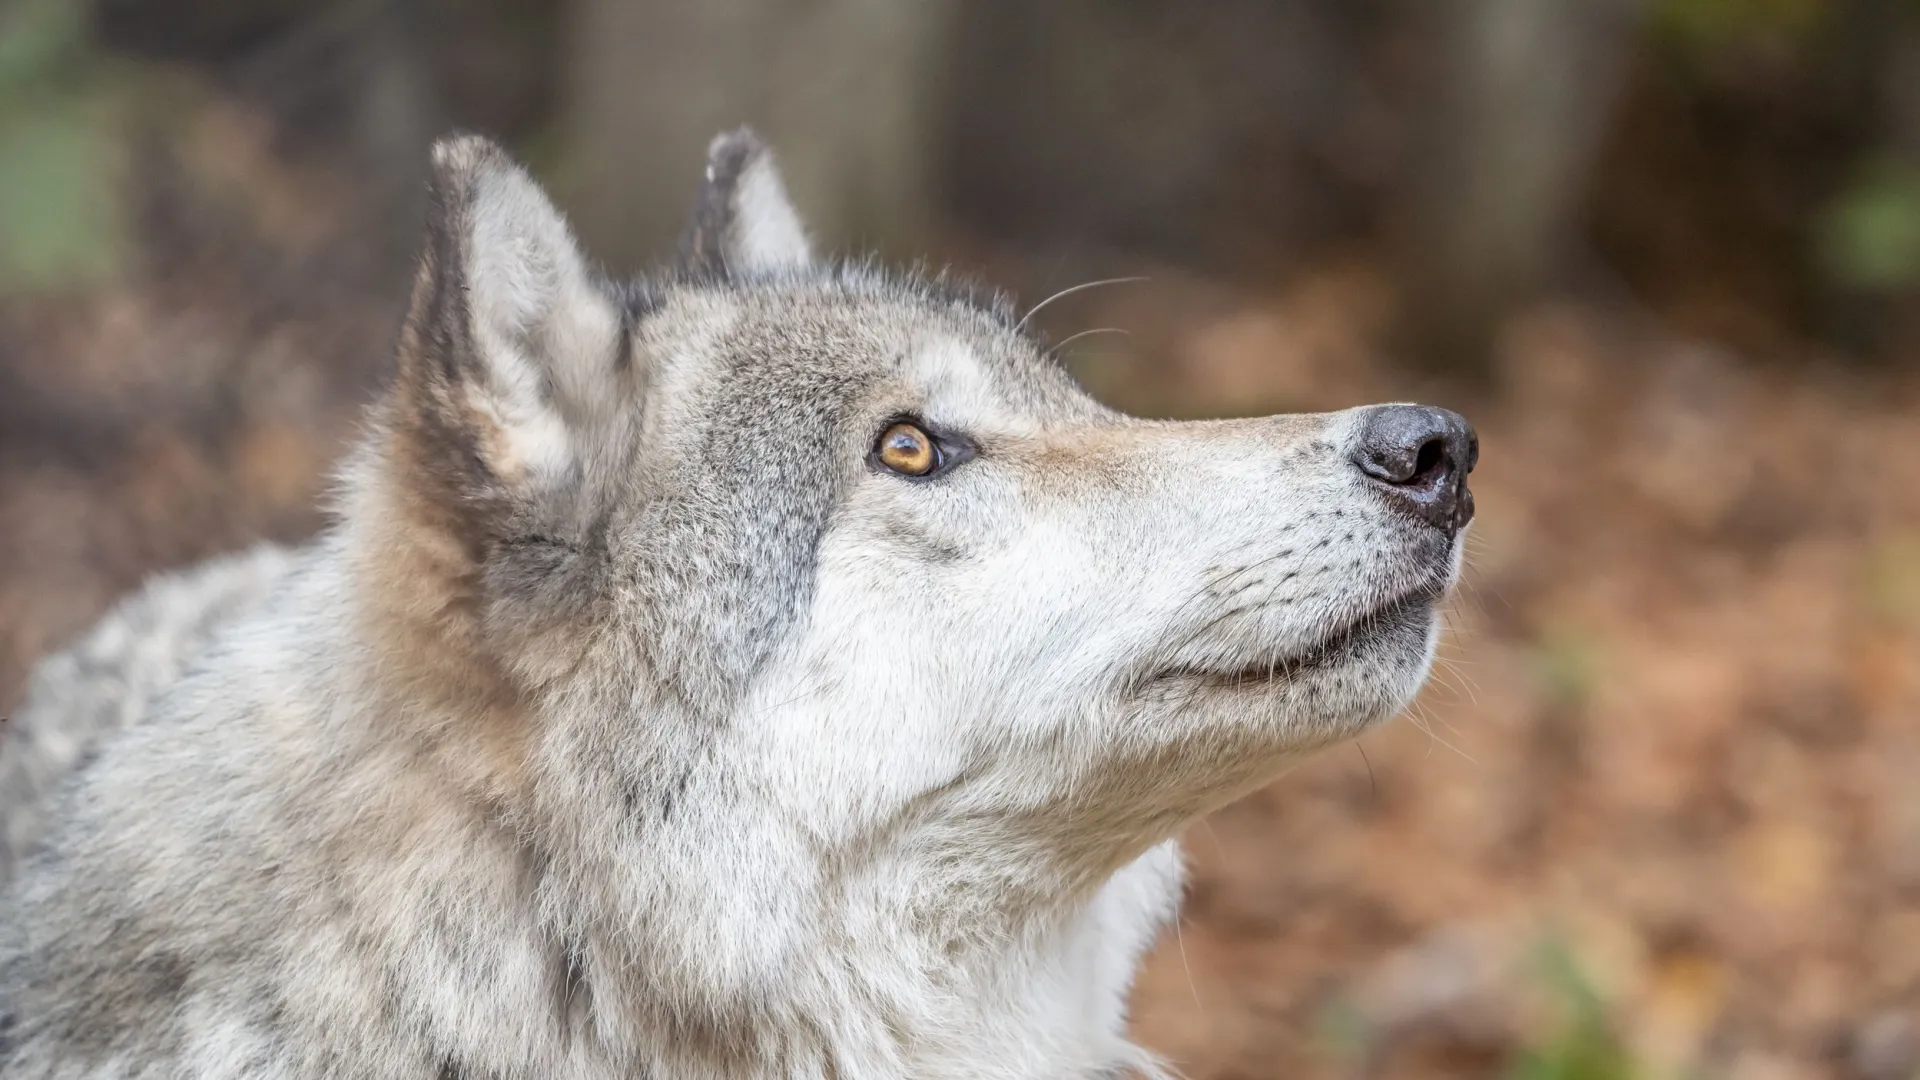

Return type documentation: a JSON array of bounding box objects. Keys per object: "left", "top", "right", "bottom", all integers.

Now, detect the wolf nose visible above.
[{"left": 1350, "top": 404, "right": 1478, "bottom": 534}]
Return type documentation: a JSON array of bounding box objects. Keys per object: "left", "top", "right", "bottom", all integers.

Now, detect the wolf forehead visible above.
[{"left": 623, "top": 271, "right": 1101, "bottom": 423}]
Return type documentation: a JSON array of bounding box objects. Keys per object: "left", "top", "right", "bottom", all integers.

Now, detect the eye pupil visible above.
[{"left": 876, "top": 422, "right": 939, "bottom": 476}]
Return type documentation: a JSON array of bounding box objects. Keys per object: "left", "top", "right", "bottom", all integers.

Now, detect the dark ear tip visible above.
[{"left": 704, "top": 126, "right": 770, "bottom": 180}]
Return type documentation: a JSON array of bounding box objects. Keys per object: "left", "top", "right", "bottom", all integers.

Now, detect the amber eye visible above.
[{"left": 875, "top": 422, "right": 939, "bottom": 476}]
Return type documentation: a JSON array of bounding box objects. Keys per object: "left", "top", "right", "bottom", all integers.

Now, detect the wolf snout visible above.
[{"left": 1350, "top": 404, "right": 1477, "bottom": 535}]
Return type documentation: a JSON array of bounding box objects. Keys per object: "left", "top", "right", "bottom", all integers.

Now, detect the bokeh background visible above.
[{"left": 1, "top": 1, "right": 1917, "bottom": 1077}]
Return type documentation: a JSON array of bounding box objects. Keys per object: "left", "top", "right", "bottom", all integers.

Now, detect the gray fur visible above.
[
  {"left": 0, "top": 545, "right": 297, "bottom": 891},
  {"left": 0, "top": 132, "right": 1472, "bottom": 1079}
]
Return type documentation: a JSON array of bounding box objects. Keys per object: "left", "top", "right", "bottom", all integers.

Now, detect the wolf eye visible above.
[{"left": 875, "top": 422, "right": 940, "bottom": 476}]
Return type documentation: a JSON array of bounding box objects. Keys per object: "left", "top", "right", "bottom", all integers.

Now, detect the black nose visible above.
[{"left": 1350, "top": 404, "right": 1478, "bottom": 534}]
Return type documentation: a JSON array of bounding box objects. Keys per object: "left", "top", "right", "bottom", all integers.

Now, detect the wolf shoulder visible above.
[{"left": 0, "top": 543, "right": 303, "bottom": 889}]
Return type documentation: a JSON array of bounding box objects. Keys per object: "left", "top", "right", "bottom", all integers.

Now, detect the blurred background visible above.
[{"left": 0, "top": 1, "right": 1917, "bottom": 1077}]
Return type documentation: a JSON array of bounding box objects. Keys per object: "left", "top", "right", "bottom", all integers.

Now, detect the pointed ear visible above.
[
  {"left": 677, "top": 127, "right": 812, "bottom": 277},
  {"left": 397, "top": 133, "right": 626, "bottom": 501}
]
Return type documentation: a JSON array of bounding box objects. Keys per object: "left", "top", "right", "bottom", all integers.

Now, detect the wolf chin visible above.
[{"left": 0, "top": 130, "right": 1477, "bottom": 1079}]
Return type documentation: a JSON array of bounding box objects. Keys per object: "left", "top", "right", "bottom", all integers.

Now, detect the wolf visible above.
[{"left": 0, "top": 129, "right": 1476, "bottom": 1079}]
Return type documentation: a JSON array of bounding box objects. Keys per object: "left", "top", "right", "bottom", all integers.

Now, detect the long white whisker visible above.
[
  {"left": 1049, "top": 326, "right": 1131, "bottom": 356},
  {"left": 1016, "top": 276, "right": 1151, "bottom": 331},
  {"left": 1172, "top": 914, "right": 1206, "bottom": 1018}
]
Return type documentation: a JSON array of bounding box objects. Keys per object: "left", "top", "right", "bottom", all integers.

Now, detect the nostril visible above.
[{"left": 1408, "top": 437, "right": 1449, "bottom": 487}]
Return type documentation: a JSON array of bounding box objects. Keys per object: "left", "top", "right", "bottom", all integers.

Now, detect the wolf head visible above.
[{"left": 347, "top": 128, "right": 1473, "bottom": 997}]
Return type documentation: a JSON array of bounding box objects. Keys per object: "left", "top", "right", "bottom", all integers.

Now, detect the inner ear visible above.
[
  {"left": 399, "top": 134, "right": 626, "bottom": 495},
  {"left": 678, "top": 127, "right": 813, "bottom": 277}
]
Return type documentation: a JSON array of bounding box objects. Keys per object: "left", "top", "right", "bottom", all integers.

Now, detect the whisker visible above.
[
  {"left": 1016, "top": 276, "right": 1151, "bottom": 331},
  {"left": 1437, "top": 656, "right": 1482, "bottom": 703},
  {"left": 1049, "top": 326, "right": 1131, "bottom": 357},
  {"left": 1437, "top": 665, "right": 1475, "bottom": 706},
  {"left": 1172, "top": 913, "right": 1207, "bottom": 1018},
  {"left": 1161, "top": 603, "right": 1256, "bottom": 666},
  {"left": 1194, "top": 817, "right": 1227, "bottom": 862},
  {"left": 1169, "top": 548, "right": 1299, "bottom": 629},
  {"left": 1406, "top": 699, "right": 1478, "bottom": 763}
]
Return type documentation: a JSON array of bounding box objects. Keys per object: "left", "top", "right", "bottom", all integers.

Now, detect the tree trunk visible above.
[{"left": 1397, "top": 0, "right": 1640, "bottom": 375}]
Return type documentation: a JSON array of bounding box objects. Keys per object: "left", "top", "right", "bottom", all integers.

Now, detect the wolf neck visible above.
[
  {"left": 500, "top": 703, "right": 1176, "bottom": 1079},
  {"left": 566, "top": 802, "right": 1183, "bottom": 1079}
]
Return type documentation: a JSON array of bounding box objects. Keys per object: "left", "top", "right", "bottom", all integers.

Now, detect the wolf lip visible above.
[{"left": 1167, "top": 587, "right": 1440, "bottom": 687}]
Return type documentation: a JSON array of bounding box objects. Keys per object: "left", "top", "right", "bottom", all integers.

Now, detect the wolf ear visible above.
[
  {"left": 396, "top": 133, "right": 625, "bottom": 501},
  {"left": 677, "top": 127, "right": 812, "bottom": 277}
]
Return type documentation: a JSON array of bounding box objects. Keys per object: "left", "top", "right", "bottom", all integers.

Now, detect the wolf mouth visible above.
[{"left": 1160, "top": 586, "right": 1441, "bottom": 688}]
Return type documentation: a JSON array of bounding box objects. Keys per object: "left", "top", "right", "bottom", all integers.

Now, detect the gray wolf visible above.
[{"left": 0, "top": 129, "right": 1476, "bottom": 1079}]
